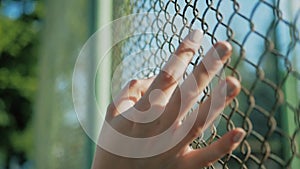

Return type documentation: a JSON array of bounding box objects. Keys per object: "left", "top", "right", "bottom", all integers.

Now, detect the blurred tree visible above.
[{"left": 0, "top": 0, "right": 42, "bottom": 168}]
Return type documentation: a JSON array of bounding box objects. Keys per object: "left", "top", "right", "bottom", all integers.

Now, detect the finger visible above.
[
  {"left": 135, "top": 30, "right": 203, "bottom": 110},
  {"left": 164, "top": 42, "right": 232, "bottom": 125},
  {"left": 176, "top": 77, "right": 241, "bottom": 147},
  {"left": 106, "top": 77, "right": 155, "bottom": 120},
  {"left": 176, "top": 128, "right": 246, "bottom": 168}
]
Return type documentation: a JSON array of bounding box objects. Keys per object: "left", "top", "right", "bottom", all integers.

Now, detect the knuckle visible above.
[
  {"left": 175, "top": 42, "right": 196, "bottom": 56},
  {"left": 105, "top": 103, "right": 116, "bottom": 121},
  {"left": 106, "top": 103, "right": 116, "bottom": 113},
  {"left": 128, "top": 79, "right": 140, "bottom": 89},
  {"left": 202, "top": 162, "right": 213, "bottom": 167},
  {"left": 158, "top": 71, "right": 175, "bottom": 84},
  {"left": 189, "top": 126, "right": 202, "bottom": 139},
  {"left": 196, "top": 63, "right": 209, "bottom": 78}
]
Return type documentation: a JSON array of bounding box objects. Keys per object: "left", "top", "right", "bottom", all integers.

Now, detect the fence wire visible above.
[{"left": 112, "top": 0, "right": 300, "bottom": 168}]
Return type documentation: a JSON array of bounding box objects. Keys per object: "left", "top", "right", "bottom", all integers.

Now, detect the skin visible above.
[{"left": 92, "top": 30, "right": 246, "bottom": 169}]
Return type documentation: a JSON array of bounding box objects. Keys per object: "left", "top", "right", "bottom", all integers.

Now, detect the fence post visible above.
[{"left": 282, "top": 0, "right": 300, "bottom": 168}]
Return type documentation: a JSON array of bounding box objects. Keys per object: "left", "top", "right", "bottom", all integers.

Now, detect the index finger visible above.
[{"left": 135, "top": 29, "right": 203, "bottom": 108}]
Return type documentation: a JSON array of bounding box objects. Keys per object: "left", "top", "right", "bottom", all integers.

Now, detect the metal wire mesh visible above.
[{"left": 112, "top": 0, "right": 300, "bottom": 168}]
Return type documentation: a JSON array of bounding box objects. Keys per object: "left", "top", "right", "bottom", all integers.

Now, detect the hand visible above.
[{"left": 92, "top": 30, "right": 246, "bottom": 169}]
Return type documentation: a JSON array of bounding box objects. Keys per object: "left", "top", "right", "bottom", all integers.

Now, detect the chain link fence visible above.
[{"left": 111, "top": 0, "right": 300, "bottom": 168}]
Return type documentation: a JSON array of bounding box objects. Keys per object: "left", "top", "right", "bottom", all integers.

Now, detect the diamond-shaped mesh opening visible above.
[{"left": 111, "top": 0, "right": 300, "bottom": 168}]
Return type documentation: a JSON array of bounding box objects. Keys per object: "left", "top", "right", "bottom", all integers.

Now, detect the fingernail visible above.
[
  {"left": 215, "top": 42, "right": 232, "bottom": 59},
  {"left": 226, "top": 80, "right": 236, "bottom": 97},
  {"left": 189, "top": 29, "right": 203, "bottom": 44},
  {"left": 232, "top": 131, "right": 246, "bottom": 143},
  {"left": 219, "top": 79, "right": 236, "bottom": 97}
]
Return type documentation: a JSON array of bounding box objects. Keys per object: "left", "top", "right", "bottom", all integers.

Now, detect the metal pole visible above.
[{"left": 282, "top": 0, "right": 300, "bottom": 168}]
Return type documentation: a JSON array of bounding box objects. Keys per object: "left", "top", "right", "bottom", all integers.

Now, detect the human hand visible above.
[{"left": 92, "top": 30, "right": 246, "bottom": 169}]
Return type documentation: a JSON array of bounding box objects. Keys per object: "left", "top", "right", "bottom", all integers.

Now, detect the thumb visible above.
[{"left": 177, "top": 128, "right": 246, "bottom": 168}]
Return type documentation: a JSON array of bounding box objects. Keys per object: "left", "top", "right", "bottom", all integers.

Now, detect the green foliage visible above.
[{"left": 0, "top": 0, "right": 42, "bottom": 167}]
